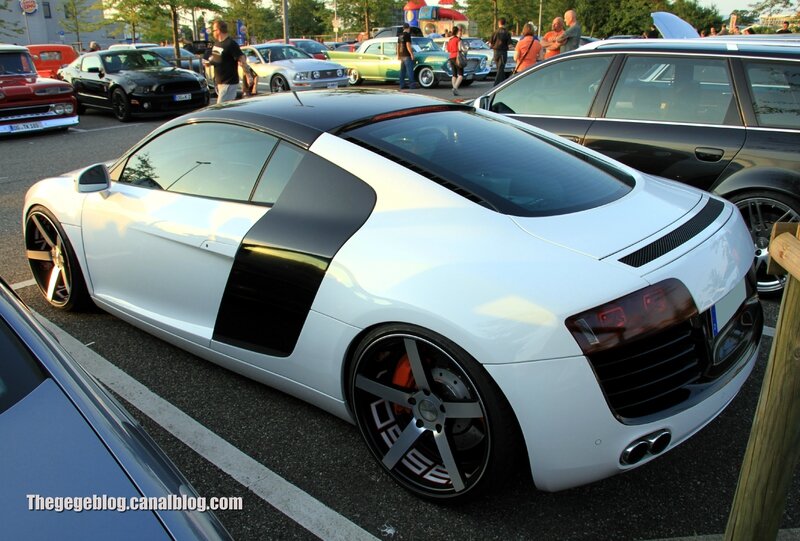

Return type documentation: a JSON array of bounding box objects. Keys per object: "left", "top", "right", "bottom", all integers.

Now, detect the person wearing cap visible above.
[{"left": 397, "top": 23, "right": 417, "bottom": 90}]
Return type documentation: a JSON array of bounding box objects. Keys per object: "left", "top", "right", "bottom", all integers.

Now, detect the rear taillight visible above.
[{"left": 566, "top": 279, "right": 697, "bottom": 355}]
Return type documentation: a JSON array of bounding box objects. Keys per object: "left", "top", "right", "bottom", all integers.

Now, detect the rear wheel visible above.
[
  {"left": 348, "top": 324, "right": 523, "bottom": 502},
  {"left": 730, "top": 190, "right": 800, "bottom": 295},
  {"left": 460, "top": 79, "right": 473, "bottom": 87},
  {"left": 25, "top": 205, "right": 89, "bottom": 310}
]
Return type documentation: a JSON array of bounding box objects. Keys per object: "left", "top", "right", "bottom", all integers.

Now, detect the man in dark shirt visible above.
[
  {"left": 777, "top": 21, "right": 792, "bottom": 34},
  {"left": 203, "top": 20, "right": 249, "bottom": 103},
  {"left": 559, "top": 10, "right": 581, "bottom": 52},
  {"left": 490, "top": 18, "right": 512, "bottom": 86},
  {"left": 397, "top": 23, "right": 417, "bottom": 90}
]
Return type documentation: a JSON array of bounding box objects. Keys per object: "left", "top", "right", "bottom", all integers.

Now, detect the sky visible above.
[{"left": 697, "top": 0, "right": 750, "bottom": 15}]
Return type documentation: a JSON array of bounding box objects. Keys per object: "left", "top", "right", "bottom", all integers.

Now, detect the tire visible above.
[
  {"left": 76, "top": 101, "right": 86, "bottom": 115},
  {"left": 460, "top": 79, "right": 473, "bottom": 87},
  {"left": 348, "top": 68, "right": 363, "bottom": 86},
  {"left": 348, "top": 324, "right": 524, "bottom": 502},
  {"left": 24, "top": 205, "right": 90, "bottom": 311},
  {"left": 416, "top": 66, "right": 438, "bottom": 89},
  {"left": 270, "top": 75, "right": 290, "bottom": 93},
  {"left": 111, "top": 88, "right": 131, "bottom": 122},
  {"left": 729, "top": 190, "right": 800, "bottom": 295}
]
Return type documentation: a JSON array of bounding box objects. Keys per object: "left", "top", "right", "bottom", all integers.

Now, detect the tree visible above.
[
  {"left": 102, "top": 0, "right": 149, "bottom": 44},
  {"left": 60, "top": 0, "right": 108, "bottom": 47},
  {"left": 0, "top": 0, "right": 23, "bottom": 40},
  {"left": 748, "top": 0, "right": 795, "bottom": 16}
]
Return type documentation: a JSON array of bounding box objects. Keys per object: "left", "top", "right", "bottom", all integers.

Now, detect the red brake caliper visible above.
[{"left": 391, "top": 354, "right": 415, "bottom": 415}]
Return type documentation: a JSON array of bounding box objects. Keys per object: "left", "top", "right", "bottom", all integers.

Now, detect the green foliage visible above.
[
  {"left": 333, "top": 0, "right": 402, "bottom": 36},
  {"left": 748, "top": 0, "right": 795, "bottom": 16},
  {"left": 225, "top": 0, "right": 282, "bottom": 42},
  {"left": 59, "top": 0, "right": 109, "bottom": 44},
  {"left": 0, "top": 0, "right": 23, "bottom": 39}
]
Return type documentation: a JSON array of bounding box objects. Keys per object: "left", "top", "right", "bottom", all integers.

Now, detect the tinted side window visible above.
[
  {"left": 606, "top": 56, "right": 736, "bottom": 125},
  {"left": 118, "top": 123, "right": 277, "bottom": 201},
  {"left": 0, "top": 318, "right": 47, "bottom": 415},
  {"left": 491, "top": 55, "right": 612, "bottom": 116},
  {"left": 744, "top": 60, "right": 800, "bottom": 130},
  {"left": 81, "top": 55, "right": 102, "bottom": 72},
  {"left": 252, "top": 142, "right": 305, "bottom": 205}
]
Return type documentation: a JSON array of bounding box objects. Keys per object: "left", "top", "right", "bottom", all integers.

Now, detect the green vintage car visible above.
[{"left": 327, "top": 37, "right": 489, "bottom": 89}]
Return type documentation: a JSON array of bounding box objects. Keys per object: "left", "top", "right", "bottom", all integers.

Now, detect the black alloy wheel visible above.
[
  {"left": 349, "top": 325, "right": 522, "bottom": 501},
  {"left": 111, "top": 88, "right": 131, "bottom": 122},
  {"left": 270, "top": 75, "right": 290, "bottom": 93},
  {"left": 25, "top": 206, "right": 89, "bottom": 310},
  {"left": 731, "top": 191, "right": 800, "bottom": 294}
]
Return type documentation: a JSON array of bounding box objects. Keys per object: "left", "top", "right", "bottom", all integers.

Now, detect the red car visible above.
[
  {"left": 1, "top": 44, "right": 79, "bottom": 135},
  {"left": 26, "top": 44, "right": 79, "bottom": 78},
  {"left": 268, "top": 38, "right": 329, "bottom": 59}
]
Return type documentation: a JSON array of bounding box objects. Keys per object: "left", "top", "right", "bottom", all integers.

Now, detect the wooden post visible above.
[{"left": 725, "top": 224, "right": 800, "bottom": 541}]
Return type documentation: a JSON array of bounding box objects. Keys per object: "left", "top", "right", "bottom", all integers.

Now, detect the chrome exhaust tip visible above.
[
  {"left": 620, "top": 429, "right": 672, "bottom": 465},
  {"left": 645, "top": 429, "right": 672, "bottom": 455},
  {"left": 620, "top": 440, "right": 650, "bottom": 465}
]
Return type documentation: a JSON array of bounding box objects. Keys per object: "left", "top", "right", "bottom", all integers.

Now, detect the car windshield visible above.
[
  {"left": 411, "top": 38, "right": 442, "bottom": 52},
  {"left": 257, "top": 45, "right": 312, "bottom": 61},
  {"left": 343, "top": 110, "right": 632, "bottom": 216},
  {"left": 0, "top": 52, "right": 36, "bottom": 75},
  {"left": 464, "top": 39, "right": 489, "bottom": 49},
  {"left": 102, "top": 51, "right": 170, "bottom": 72},
  {"left": 296, "top": 41, "right": 326, "bottom": 54}
]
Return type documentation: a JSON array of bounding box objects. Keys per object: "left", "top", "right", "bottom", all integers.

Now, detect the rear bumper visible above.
[{"left": 0, "top": 115, "right": 79, "bottom": 135}]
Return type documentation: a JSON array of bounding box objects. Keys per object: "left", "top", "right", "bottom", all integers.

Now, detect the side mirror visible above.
[
  {"left": 87, "top": 66, "right": 101, "bottom": 74},
  {"left": 75, "top": 163, "right": 110, "bottom": 193}
]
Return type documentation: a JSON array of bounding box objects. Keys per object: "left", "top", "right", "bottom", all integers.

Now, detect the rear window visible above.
[
  {"left": 0, "top": 318, "right": 47, "bottom": 415},
  {"left": 343, "top": 110, "right": 633, "bottom": 216},
  {"left": 744, "top": 60, "right": 800, "bottom": 130}
]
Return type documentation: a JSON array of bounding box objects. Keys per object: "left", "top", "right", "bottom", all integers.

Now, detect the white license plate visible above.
[
  {"left": 710, "top": 279, "right": 747, "bottom": 336},
  {"left": 326, "top": 82, "right": 338, "bottom": 89},
  {"left": 174, "top": 93, "right": 191, "bottom": 101},
  {"left": 10, "top": 121, "right": 43, "bottom": 132}
]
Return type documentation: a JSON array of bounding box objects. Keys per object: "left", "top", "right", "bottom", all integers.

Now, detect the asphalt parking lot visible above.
[{"left": 1, "top": 87, "right": 798, "bottom": 540}]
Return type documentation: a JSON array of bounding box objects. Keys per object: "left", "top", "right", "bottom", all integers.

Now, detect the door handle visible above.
[{"left": 695, "top": 147, "right": 724, "bottom": 162}]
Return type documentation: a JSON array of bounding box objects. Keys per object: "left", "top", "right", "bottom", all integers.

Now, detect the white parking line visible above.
[
  {"left": 71, "top": 123, "right": 143, "bottom": 133},
  {"left": 35, "top": 314, "right": 379, "bottom": 541},
  {"left": 11, "top": 279, "right": 36, "bottom": 290}
]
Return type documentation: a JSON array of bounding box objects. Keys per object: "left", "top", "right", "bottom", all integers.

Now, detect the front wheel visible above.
[
  {"left": 348, "top": 324, "right": 523, "bottom": 501},
  {"left": 270, "top": 74, "right": 290, "bottom": 93},
  {"left": 730, "top": 190, "right": 800, "bottom": 295},
  {"left": 348, "top": 68, "right": 363, "bottom": 86},
  {"left": 111, "top": 88, "right": 131, "bottom": 122},
  {"left": 460, "top": 79, "right": 473, "bottom": 87},
  {"left": 25, "top": 206, "right": 90, "bottom": 310},
  {"left": 416, "top": 66, "right": 438, "bottom": 89}
]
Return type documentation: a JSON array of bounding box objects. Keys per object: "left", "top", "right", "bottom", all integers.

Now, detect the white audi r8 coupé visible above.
[{"left": 23, "top": 90, "right": 762, "bottom": 502}]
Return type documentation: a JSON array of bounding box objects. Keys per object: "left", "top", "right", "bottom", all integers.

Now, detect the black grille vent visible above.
[
  {"left": 315, "top": 69, "right": 342, "bottom": 79},
  {"left": 156, "top": 81, "right": 202, "bottom": 93},
  {"left": 620, "top": 198, "right": 724, "bottom": 268},
  {"left": 588, "top": 320, "right": 706, "bottom": 419}
]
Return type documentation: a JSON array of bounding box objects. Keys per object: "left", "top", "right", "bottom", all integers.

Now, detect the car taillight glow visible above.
[{"left": 566, "top": 279, "right": 697, "bottom": 355}]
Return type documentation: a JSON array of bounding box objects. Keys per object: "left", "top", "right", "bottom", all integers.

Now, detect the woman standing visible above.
[
  {"left": 513, "top": 23, "right": 542, "bottom": 75},
  {"left": 446, "top": 26, "right": 466, "bottom": 96}
]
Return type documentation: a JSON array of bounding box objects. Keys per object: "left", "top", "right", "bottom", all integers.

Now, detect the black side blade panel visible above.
[{"left": 213, "top": 152, "right": 377, "bottom": 357}]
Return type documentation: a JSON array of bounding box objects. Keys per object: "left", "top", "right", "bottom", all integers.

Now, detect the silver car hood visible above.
[{"left": 275, "top": 58, "right": 343, "bottom": 71}]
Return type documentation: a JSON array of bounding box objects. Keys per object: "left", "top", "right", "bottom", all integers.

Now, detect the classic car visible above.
[
  {"left": 0, "top": 44, "right": 78, "bottom": 135},
  {"left": 433, "top": 36, "right": 512, "bottom": 78},
  {"left": 328, "top": 37, "right": 489, "bottom": 88},
  {"left": 26, "top": 44, "right": 79, "bottom": 78},
  {"left": 0, "top": 277, "right": 231, "bottom": 539},
  {"left": 23, "top": 89, "right": 761, "bottom": 502},
  {"left": 149, "top": 46, "right": 204, "bottom": 74},
  {"left": 108, "top": 42, "right": 159, "bottom": 50},
  {"left": 475, "top": 38, "right": 800, "bottom": 294},
  {"left": 267, "top": 39, "right": 330, "bottom": 60},
  {"left": 241, "top": 43, "right": 348, "bottom": 93},
  {"left": 58, "top": 49, "right": 209, "bottom": 122}
]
